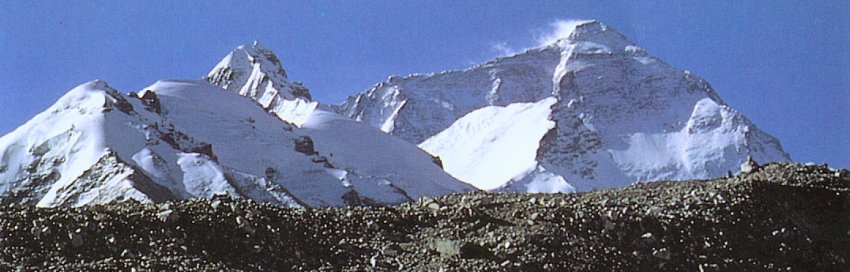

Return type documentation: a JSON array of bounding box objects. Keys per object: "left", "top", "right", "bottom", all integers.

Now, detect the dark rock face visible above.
[
  {"left": 106, "top": 93, "right": 135, "bottom": 115},
  {"left": 152, "top": 123, "right": 218, "bottom": 162},
  {"left": 52, "top": 151, "right": 177, "bottom": 205},
  {"left": 340, "top": 190, "right": 380, "bottom": 207},
  {"left": 290, "top": 82, "right": 312, "bottom": 101},
  {"left": 0, "top": 163, "right": 847, "bottom": 271},
  {"left": 188, "top": 144, "right": 216, "bottom": 162},
  {"left": 292, "top": 136, "right": 317, "bottom": 156},
  {"left": 292, "top": 135, "right": 336, "bottom": 168},
  {"left": 139, "top": 91, "right": 162, "bottom": 114},
  {"left": 431, "top": 155, "right": 444, "bottom": 169}
]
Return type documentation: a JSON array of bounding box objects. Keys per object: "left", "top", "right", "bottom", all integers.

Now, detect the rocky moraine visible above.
[{"left": 0, "top": 163, "right": 847, "bottom": 271}]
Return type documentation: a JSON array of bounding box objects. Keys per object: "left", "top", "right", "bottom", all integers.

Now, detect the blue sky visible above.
[{"left": 1, "top": 1, "right": 848, "bottom": 168}]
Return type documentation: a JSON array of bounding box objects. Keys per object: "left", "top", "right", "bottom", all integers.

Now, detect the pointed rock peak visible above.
[
  {"left": 205, "top": 42, "right": 312, "bottom": 110},
  {"left": 87, "top": 79, "right": 111, "bottom": 89},
  {"left": 205, "top": 42, "right": 311, "bottom": 98},
  {"left": 218, "top": 41, "right": 288, "bottom": 80},
  {"left": 250, "top": 40, "right": 269, "bottom": 51},
  {"left": 567, "top": 20, "right": 606, "bottom": 36},
  {"left": 548, "top": 20, "right": 635, "bottom": 51},
  {"left": 233, "top": 40, "right": 278, "bottom": 63}
]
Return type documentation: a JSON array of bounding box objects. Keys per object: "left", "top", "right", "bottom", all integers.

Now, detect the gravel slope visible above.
[{"left": 1, "top": 163, "right": 848, "bottom": 271}]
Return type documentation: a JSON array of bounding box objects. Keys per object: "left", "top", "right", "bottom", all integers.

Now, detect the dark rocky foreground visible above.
[{"left": 0, "top": 163, "right": 848, "bottom": 271}]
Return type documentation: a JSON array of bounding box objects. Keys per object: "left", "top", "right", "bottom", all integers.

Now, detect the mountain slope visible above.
[
  {"left": 0, "top": 47, "right": 474, "bottom": 207},
  {"left": 419, "top": 97, "right": 566, "bottom": 192},
  {"left": 201, "top": 42, "right": 477, "bottom": 203},
  {"left": 337, "top": 20, "right": 790, "bottom": 192}
]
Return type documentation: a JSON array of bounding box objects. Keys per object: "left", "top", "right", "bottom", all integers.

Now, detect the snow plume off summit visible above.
[{"left": 337, "top": 20, "right": 789, "bottom": 193}]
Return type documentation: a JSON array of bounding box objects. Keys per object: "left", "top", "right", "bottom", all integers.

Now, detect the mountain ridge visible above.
[
  {"left": 336, "top": 20, "right": 790, "bottom": 192},
  {"left": 0, "top": 20, "right": 790, "bottom": 207},
  {"left": 0, "top": 52, "right": 475, "bottom": 207}
]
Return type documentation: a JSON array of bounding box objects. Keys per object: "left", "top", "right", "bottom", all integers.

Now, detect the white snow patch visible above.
[
  {"left": 176, "top": 153, "right": 236, "bottom": 198},
  {"left": 522, "top": 166, "right": 575, "bottom": 193},
  {"left": 381, "top": 100, "right": 407, "bottom": 133},
  {"left": 271, "top": 98, "right": 318, "bottom": 126},
  {"left": 132, "top": 148, "right": 167, "bottom": 180},
  {"left": 419, "top": 97, "right": 557, "bottom": 190}
]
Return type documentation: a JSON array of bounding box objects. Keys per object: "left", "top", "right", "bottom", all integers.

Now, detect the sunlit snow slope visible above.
[
  {"left": 419, "top": 98, "right": 558, "bottom": 190},
  {"left": 337, "top": 20, "right": 790, "bottom": 192},
  {"left": 0, "top": 45, "right": 474, "bottom": 207}
]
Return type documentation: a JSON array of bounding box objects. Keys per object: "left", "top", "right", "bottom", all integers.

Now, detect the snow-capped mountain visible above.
[
  {"left": 0, "top": 21, "right": 792, "bottom": 206},
  {"left": 0, "top": 45, "right": 474, "bottom": 207},
  {"left": 337, "top": 20, "right": 790, "bottom": 192},
  {"left": 206, "top": 41, "right": 318, "bottom": 126}
]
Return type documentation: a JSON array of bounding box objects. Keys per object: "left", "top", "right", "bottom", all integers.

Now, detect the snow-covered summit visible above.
[
  {"left": 552, "top": 20, "right": 635, "bottom": 51},
  {"left": 0, "top": 63, "right": 475, "bottom": 207},
  {"left": 205, "top": 41, "right": 317, "bottom": 125},
  {"left": 337, "top": 20, "right": 790, "bottom": 193}
]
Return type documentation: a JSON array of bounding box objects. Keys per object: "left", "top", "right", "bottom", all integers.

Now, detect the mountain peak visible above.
[
  {"left": 0, "top": 78, "right": 474, "bottom": 207},
  {"left": 546, "top": 20, "right": 635, "bottom": 51},
  {"left": 205, "top": 42, "right": 311, "bottom": 101},
  {"left": 249, "top": 39, "right": 268, "bottom": 50},
  {"left": 232, "top": 40, "right": 278, "bottom": 66},
  {"left": 205, "top": 43, "right": 316, "bottom": 125},
  {"left": 337, "top": 21, "right": 789, "bottom": 193},
  {"left": 216, "top": 41, "right": 288, "bottom": 81}
]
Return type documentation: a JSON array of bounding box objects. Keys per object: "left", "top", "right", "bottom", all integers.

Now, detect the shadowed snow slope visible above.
[
  {"left": 337, "top": 20, "right": 790, "bottom": 192},
  {"left": 301, "top": 110, "right": 473, "bottom": 202},
  {"left": 0, "top": 79, "right": 473, "bottom": 207}
]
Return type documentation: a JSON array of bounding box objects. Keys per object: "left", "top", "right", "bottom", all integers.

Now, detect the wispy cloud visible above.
[
  {"left": 491, "top": 42, "right": 519, "bottom": 57},
  {"left": 489, "top": 18, "right": 592, "bottom": 58},
  {"left": 535, "top": 19, "right": 591, "bottom": 47}
]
